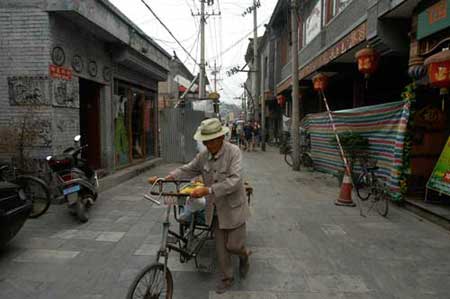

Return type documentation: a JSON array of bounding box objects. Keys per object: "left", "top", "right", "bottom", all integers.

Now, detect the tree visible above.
[{"left": 0, "top": 106, "right": 42, "bottom": 172}]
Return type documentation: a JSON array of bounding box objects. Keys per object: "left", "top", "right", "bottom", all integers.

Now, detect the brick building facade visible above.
[{"left": 0, "top": 0, "right": 170, "bottom": 174}]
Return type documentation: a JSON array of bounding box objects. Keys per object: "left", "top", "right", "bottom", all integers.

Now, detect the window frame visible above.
[
  {"left": 302, "top": 0, "right": 323, "bottom": 47},
  {"left": 323, "top": 0, "right": 353, "bottom": 26}
]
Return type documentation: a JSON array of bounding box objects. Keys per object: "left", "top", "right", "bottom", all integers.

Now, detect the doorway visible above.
[{"left": 79, "top": 78, "right": 102, "bottom": 170}]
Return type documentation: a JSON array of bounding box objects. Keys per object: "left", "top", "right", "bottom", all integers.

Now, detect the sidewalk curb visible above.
[
  {"left": 98, "top": 158, "right": 164, "bottom": 193},
  {"left": 403, "top": 200, "right": 450, "bottom": 231}
]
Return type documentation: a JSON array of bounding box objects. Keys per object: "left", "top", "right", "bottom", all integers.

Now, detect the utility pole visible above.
[
  {"left": 291, "top": 0, "right": 300, "bottom": 170},
  {"left": 212, "top": 60, "right": 221, "bottom": 118},
  {"left": 252, "top": 0, "right": 259, "bottom": 123},
  {"left": 192, "top": 0, "right": 220, "bottom": 114},
  {"left": 260, "top": 45, "right": 266, "bottom": 152},
  {"left": 199, "top": 0, "right": 206, "bottom": 101}
]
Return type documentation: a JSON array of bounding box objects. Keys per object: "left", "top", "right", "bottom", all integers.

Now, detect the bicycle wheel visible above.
[
  {"left": 16, "top": 176, "right": 51, "bottom": 218},
  {"left": 375, "top": 186, "right": 389, "bottom": 217},
  {"left": 355, "top": 173, "right": 371, "bottom": 201},
  {"left": 301, "top": 153, "right": 314, "bottom": 169},
  {"left": 284, "top": 152, "right": 293, "bottom": 167},
  {"left": 127, "top": 263, "right": 173, "bottom": 299}
]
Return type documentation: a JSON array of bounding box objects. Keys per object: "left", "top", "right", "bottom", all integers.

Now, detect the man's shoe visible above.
[{"left": 215, "top": 278, "right": 234, "bottom": 294}]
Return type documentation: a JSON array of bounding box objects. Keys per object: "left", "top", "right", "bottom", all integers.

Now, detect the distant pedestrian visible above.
[
  {"left": 231, "top": 124, "right": 238, "bottom": 144},
  {"left": 253, "top": 122, "right": 261, "bottom": 149},
  {"left": 243, "top": 123, "right": 254, "bottom": 152}
]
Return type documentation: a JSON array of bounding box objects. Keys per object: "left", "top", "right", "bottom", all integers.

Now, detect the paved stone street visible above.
[{"left": 1, "top": 147, "right": 450, "bottom": 299}]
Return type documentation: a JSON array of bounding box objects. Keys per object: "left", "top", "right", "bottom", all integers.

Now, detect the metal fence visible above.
[{"left": 160, "top": 108, "right": 205, "bottom": 163}]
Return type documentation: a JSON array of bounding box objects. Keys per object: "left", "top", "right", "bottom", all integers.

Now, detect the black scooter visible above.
[{"left": 46, "top": 135, "right": 98, "bottom": 222}]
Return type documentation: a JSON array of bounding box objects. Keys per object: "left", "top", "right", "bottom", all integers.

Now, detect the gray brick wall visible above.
[
  {"left": 48, "top": 14, "right": 114, "bottom": 157},
  {"left": 49, "top": 14, "right": 113, "bottom": 86},
  {"left": 0, "top": 8, "right": 52, "bottom": 161}
]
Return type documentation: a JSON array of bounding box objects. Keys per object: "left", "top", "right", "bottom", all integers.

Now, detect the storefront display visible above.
[{"left": 115, "top": 80, "right": 157, "bottom": 167}]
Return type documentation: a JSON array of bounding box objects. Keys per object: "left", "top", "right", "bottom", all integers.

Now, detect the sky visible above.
[{"left": 108, "top": 0, "right": 278, "bottom": 104}]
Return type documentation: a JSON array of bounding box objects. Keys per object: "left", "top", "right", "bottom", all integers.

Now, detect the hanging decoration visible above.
[
  {"left": 424, "top": 48, "right": 450, "bottom": 111},
  {"left": 277, "top": 95, "right": 286, "bottom": 106},
  {"left": 312, "top": 73, "right": 328, "bottom": 92},
  {"left": 355, "top": 45, "right": 379, "bottom": 88}
]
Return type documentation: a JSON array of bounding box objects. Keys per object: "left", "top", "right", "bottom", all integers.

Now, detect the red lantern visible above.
[
  {"left": 424, "top": 49, "right": 450, "bottom": 110},
  {"left": 355, "top": 45, "right": 379, "bottom": 78},
  {"left": 313, "top": 73, "right": 328, "bottom": 92},
  {"left": 276, "top": 95, "right": 286, "bottom": 106},
  {"left": 424, "top": 49, "right": 450, "bottom": 92}
]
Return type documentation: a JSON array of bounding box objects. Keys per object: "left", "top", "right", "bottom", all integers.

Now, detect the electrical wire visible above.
[
  {"left": 140, "top": 0, "right": 199, "bottom": 65},
  {"left": 151, "top": 32, "right": 199, "bottom": 45},
  {"left": 209, "top": 16, "right": 269, "bottom": 61},
  {"left": 212, "top": 14, "right": 220, "bottom": 65},
  {"left": 192, "top": 27, "right": 201, "bottom": 75},
  {"left": 217, "top": 0, "right": 224, "bottom": 68},
  {"left": 184, "top": 27, "right": 201, "bottom": 67}
]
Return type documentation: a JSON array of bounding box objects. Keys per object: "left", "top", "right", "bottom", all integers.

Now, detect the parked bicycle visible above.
[
  {"left": 127, "top": 179, "right": 253, "bottom": 299},
  {"left": 0, "top": 164, "right": 51, "bottom": 218},
  {"left": 284, "top": 129, "right": 314, "bottom": 170},
  {"left": 354, "top": 159, "right": 389, "bottom": 217}
]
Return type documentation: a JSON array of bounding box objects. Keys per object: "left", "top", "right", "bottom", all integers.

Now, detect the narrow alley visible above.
[{"left": 1, "top": 148, "right": 449, "bottom": 299}]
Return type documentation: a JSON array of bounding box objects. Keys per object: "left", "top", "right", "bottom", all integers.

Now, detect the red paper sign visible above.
[{"left": 49, "top": 64, "right": 72, "bottom": 80}]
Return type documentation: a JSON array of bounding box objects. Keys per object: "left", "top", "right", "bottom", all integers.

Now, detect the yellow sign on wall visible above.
[{"left": 427, "top": 136, "right": 450, "bottom": 196}]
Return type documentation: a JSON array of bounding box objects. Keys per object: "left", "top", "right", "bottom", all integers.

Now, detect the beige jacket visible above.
[{"left": 170, "top": 141, "right": 250, "bottom": 229}]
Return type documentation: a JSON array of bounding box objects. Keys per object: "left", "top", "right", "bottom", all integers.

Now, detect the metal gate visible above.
[{"left": 160, "top": 108, "right": 205, "bottom": 163}]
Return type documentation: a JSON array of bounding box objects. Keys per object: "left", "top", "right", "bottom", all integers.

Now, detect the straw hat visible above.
[{"left": 194, "top": 118, "right": 230, "bottom": 141}]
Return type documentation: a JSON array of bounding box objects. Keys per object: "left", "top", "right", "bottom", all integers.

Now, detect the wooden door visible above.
[{"left": 79, "top": 78, "right": 101, "bottom": 170}]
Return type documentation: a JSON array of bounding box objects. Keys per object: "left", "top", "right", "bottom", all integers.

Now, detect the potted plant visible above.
[{"left": 331, "top": 132, "right": 369, "bottom": 184}]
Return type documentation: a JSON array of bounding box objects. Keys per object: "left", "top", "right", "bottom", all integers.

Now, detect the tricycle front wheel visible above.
[{"left": 127, "top": 262, "right": 173, "bottom": 299}]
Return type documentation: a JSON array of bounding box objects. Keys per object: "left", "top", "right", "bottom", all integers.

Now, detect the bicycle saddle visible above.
[
  {"left": 367, "top": 166, "right": 379, "bottom": 171},
  {"left": 0, "top": 164, "right": 9, "bottom": 172}
]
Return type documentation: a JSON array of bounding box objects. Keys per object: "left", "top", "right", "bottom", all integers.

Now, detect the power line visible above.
[
  {"left": 212, "top": 15, "right": 220, "bottom": 65},
  {"left": 191, "top": 27, "right": 201, "bottom": 75},
  {"left": 184, "top": 0, "right": 194, "bottom": 11},
  {"left": 151, "top": 33, "right": 198, "bottom": 45},
  {"left": 208, "top": 16, "right": 219, "bottom": 66},
  {"left": 140, "top": 0, "right": 199, "bottom": 65},
  {"left": 209, "top": 16, "right": 269, "bottom": 60},
  {"left": 183, "top": 27, "right": 201, "bottom": 67},
  {"left": 216, "top": 0, "right": 225, "bottom": 70}
]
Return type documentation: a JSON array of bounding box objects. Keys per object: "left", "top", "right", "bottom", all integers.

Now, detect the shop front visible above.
[
  {"left": 406, "top": 0, "right": 450, "bottom": 200},
  {"left": 114, "top": 80, "right": 158, "bottom": 168}
]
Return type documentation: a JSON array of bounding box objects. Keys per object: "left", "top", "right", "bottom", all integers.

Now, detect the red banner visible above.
[{"left": 49, "top": 64, "right": 72, "bottom": 80}]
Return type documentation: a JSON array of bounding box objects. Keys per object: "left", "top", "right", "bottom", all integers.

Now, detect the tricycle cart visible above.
[{"left": 126, "top": 179, "right": 253, "bottom": 299}]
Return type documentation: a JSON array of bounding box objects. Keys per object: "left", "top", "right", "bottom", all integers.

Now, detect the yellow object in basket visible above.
[{"left": 180, "top": 182, "right": 204, "bottom": 195}]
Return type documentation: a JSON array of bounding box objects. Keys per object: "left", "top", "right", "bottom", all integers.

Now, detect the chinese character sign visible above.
[{"left": 49, "top": 64, "right": 72, "bottom": 81}]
